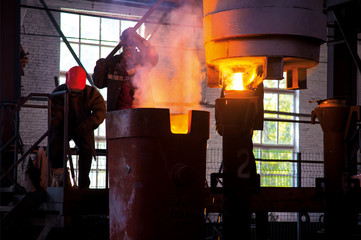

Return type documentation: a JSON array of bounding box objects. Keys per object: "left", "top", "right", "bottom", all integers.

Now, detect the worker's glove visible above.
[{"left": 95, "top": 58, "right": 108, "bottom": 71}]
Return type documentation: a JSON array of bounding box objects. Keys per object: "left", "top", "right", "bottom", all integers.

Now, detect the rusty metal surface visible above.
[
  {"left": 106, "top": 108, "right": 209, "bottom": 240},
  {"left": 312, "top": 105, "right": 350, "bottom": 195},
  {"left": 206, "top": 187, "right": 324, "bottom": 213},
  {"left": 312, "top": 105, "right": 360, "bottom": 239}
]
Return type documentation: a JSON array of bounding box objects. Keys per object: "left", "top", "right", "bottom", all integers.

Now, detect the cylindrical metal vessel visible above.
[
  {"left": 106, "top": 108, "right": 209, "bottom": 240},
  {"left": 312, "top": 100, "right": 350, "bottom": 194},
  {"left": 312, "top": 100, "right": 355, "bottom": 239},
  {"left": 203, "top": 0, "right": 326, "bottom": 86}
]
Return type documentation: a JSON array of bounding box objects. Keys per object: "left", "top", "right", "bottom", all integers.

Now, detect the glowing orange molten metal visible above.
[
  {"left": 170, "top": 113, "right": 189, "bottom": 134},
  {"left": 225, "top": 72, "right": 245, "bottom": 90},
  {"left": 221, "top": 64, "right": 262, "bottom": 91}
]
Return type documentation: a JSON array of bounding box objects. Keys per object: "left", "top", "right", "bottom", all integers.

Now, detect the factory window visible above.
[
  {"left": 253, "top": 77, "right": 298, "bottom": 187},
  {"left": 59, "top": 10, "right": 144, "bottom": 188}
]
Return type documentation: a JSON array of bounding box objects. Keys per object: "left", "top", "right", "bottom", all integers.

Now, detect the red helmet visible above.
[{"left": 66, "top": 66, "right": 86, "bottom": 90}]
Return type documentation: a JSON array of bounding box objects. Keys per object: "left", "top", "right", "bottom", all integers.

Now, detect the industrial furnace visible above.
[
  {"left": 106, "top": 108, "right": 209, "bottom": 239},
  {"left": 202, "top": 0, "right": 328, "bottom": 238}
]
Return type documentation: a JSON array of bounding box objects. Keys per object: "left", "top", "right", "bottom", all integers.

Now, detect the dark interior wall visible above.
[
  {"left": 0, "top": 1, "right": 21, "bottom": 186},
  {"left": 1, "top": 0, "right": 21, "bottom": 144},
  {"left": 326, "top": 0, "right": 361, "bottom": 105}
]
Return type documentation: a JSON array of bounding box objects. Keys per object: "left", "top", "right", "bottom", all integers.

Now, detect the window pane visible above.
[
  {"left": 101, "top": 46, "right": 117, "bottom": 59},
  {"left": 261, "top": 149, "right": 291, "bottom": 160},
  {"left": 121, "top": 20, "right": 137, "bottom": 33},
  {"left": 261, "top": 174, "right": 292, "bottom": 187},
  {"left": 262, "top": 121, "right": 277, "bottom": 144},
  {"left": 60, "top": 42, "right": 79, "bottom": 72},
  {"left": 61, "top": 12, "right": 79, "bottom": 40},
  {"left": 252, "top": 130, "right": 261, "bottom": 144},
  {"left": 101, "top": 18, "right": 120, "bottom": 45},
  {"left": 99, "top": 88, "right": 107, "bottom": 100},
  {"left": 279, "top": 122, "right": 294, "bottom": 144},
  {"left": 81, "top": 15, "right": 100, "bottom": 44},
  {"left": 58, "top": 75, "right": 66, "bottom": 86},
  {"left": 80, "top": 44, "right": 99, "bottom": 73},
  {"left": 279, "top": 94, "right": 294, "bottom": 116},
  {"left": 95, "top": 121, "right": 106, "bottom": 138},
  {"left": 258, "top": 150, "right": 293, "bottom": 187},
  {"left": 253, "top": 149, "right": 261, "bottom": 159},
  {"left": 264, "top": 93, "right": 278, "bottom": 118},
  {"left": 89, "top": 170, "right": 97, "bottom": 188},
  {"left": 96, "top": 139, "right": 106, "bottom": 149},
  {"left": 97, "top": 157, "right": 107, "bottom": 170},
  {"left": 137, "top": 23, "right": 145, "bottom": 38},
  {"left": 96, "top": 171, "right": 106, "bottom": 188},
  {"left": 263, "top": 80, "right": 278, "bottom": 88},
  {"left": 253, "top": 70, "right": 295, "bottom": 187},
  {"left": 279, "top": 78, "right": 287, "bottom": 89}
]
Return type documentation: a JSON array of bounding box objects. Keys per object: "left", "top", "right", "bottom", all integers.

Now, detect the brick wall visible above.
[
  {"left": 20, "top": 1, "right": 60, "bottom": 146},
  {"left": 298, "top": 44, "right": 327, "bottom": 155}
]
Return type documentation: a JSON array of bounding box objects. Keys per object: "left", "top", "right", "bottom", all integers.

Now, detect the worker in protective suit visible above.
[
  {"left": 92, "top": 27, "right": 158, "bottom": 111},
  {"left": 49, "top": 66, "right": 106, "bottom": 188}
]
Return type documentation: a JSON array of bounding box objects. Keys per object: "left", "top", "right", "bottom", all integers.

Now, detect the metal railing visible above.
[
  {"left": 0, "top": 93, "right": 49, "bottom": 193},
  {"left": 205, "top": 148, "right": 326, "bottom": 240},
  {"left": 206, "top": 148, "right": 325, "bottom": 188}
]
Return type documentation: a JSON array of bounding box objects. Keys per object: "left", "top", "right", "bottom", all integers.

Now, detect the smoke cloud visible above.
[{"left": 132, "top": 4, "right": 204, "bottom": 115}]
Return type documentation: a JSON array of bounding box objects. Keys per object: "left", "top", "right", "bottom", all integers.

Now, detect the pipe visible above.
[{"left": 312, "top": 101, "right": 356, "bottom": 239}]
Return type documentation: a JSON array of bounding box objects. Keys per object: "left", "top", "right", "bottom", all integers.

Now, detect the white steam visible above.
[{"left": 132, "top": 4, "right": 204, "bottom": 114}]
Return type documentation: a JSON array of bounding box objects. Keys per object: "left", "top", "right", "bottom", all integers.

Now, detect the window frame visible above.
[
  {"left": 60, "top": 9, "right": 144, "bottom": 189},
  {"left": 253, "top": 78, "right": 299, "bottom": 187}
]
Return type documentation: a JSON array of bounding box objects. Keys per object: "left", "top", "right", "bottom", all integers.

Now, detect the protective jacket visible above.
[
  {"left": 92, "top": 40, "right": 158, "bottom": 111},
  {"left": 49, "top": 84, "right": 106, "bottom": 169}
]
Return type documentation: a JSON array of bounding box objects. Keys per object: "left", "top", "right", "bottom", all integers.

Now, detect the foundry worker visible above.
[
  {"left": 49, "top": 66, "right": 106, "bottom": 188},
  {"left": 92, "top": 27, "right": 158, "bottom": 111}
]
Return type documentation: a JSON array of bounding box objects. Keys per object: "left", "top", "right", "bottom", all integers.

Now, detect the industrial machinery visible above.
[
  {"left": 203, "top": 0, "right": 327, "bottom": 238},
  {"left": 312, "top": 98, "right": 361, "bottom": 239},
  {"left": 203, "top": 0, "right": 361, "bottom": 239},
  {"left": 203, "top": 0, "right": 326, "bottom": 89},
  {"left": 1, "top": 0, "right": 361, "bottom": 239}
]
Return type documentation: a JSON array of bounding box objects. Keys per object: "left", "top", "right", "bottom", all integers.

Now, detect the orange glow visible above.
[
  {"left": 225, "top": 72, "right": 245, "bottom": 90},
  {"left": 222, "top": 65, "right": 259, "bottom": 91},
  {"left": 170, "top": 113, "right": 189, "bottom": 134}
]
